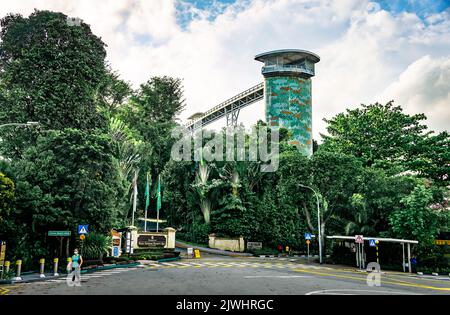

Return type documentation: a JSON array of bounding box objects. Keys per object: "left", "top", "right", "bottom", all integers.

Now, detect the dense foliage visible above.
[
  {"left": 0, "top": 172, "right": 14, "bottom": 222},
  {"left": 82, "top": 232, "right": 111, "bottom": 260}
]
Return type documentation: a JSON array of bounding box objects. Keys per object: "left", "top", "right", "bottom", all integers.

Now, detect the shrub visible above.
[
  {"left": 248, "top": 248, "right": 279, "bottom": 256},
  {"left": 82, "top": 232, "right": 111, "bottom": 260},
  {"left": 103, "top": 256, "right": 130, "bottom": 263},
  {"left": 329, "top": 245, "right": 355, "bottom": 265},
  {"left": 182, "top": 222, "right": 210, "bottom": 245}
]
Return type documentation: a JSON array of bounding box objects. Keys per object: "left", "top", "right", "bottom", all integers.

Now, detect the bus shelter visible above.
[{"left": 327, "top": 236, "right": 418, "bottom": 273}]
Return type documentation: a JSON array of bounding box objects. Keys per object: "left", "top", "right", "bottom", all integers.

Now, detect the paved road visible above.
[{"left": 2, "top": 256, "right": 450, "bottom": 295}]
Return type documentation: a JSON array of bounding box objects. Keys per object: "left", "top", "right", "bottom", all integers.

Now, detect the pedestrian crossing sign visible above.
[
  {"left": 369, "top": 239, "right": 376, "bottom": 247},
  {"left": 78, "top": 225, "right": 89, "bottom": 235}
]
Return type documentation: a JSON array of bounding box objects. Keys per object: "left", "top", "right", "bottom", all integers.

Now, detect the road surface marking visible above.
[
  {"left": 245, "top": 275, "right": 310, "bottom": 279},
  {"left": 305, "top": 289, "right": 422, "bottom": 295},
  {"left": 294, "top": 268, "right": 450, "bottom": 292}
]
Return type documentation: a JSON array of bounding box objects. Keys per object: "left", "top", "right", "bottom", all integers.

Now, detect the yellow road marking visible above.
[{"left": 293, "top": 268, "right": 450, "bottom": 292}]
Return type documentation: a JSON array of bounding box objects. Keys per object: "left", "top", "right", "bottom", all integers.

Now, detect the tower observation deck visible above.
[{"left": 185, "top": 49, "right": 320, "bottom": 157}]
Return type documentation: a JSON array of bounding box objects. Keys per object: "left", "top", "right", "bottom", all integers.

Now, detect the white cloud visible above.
[
  {"left": 380, "top": 55, "right": 450, "bottom": 133},
  {"left": 0, "top": 0, "right": 449, "bottom": 138}
]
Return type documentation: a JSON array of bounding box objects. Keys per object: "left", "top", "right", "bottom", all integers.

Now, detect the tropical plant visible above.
[
  {"left": 0, "top": 172, "right": 14, "bottom": 222},
  {"left": 82, "top": 232, "right": 111, "bottom": 260}
]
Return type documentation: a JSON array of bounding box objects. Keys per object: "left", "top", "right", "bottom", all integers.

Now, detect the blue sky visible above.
[
  {"left": 376, "top": 0, "right": 450, "bottom": 16},
  {"left": 176, "top": 0, "right": 240, "bottom": 28},
  {"left": 176, "top": 0, "right": 450, "bottom": 28}
]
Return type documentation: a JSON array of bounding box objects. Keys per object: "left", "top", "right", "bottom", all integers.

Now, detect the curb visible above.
[
  {"left": 0, "top": 262, "right": 141, "bottom": 284},
  {"left": 157, "top": 257, "right": 181, "bottom": 263},
  {"left": 256, "top": 255, "right": 304, "bottom": 259},
  {"left": 176, "top": 241, "right": 253, "bottom": 258}
]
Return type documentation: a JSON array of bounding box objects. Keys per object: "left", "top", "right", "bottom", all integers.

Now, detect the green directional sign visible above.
[{"left": 48, "top": 231, "right": 71, "bottom": 237}]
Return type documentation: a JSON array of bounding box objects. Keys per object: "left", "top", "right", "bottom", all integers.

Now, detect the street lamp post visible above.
[
  {"left": 299, "top": 184, "right": 323, "bottom": 264},
  {"left": 0, "top": 121, "right": 40, "bottom": 129}
]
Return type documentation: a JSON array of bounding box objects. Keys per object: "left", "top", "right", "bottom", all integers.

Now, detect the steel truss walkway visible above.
[{"left": 186, "top": 83, "right": 264, "bottom": 131}]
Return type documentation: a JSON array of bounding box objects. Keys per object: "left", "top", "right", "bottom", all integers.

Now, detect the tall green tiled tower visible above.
[{"left": 255, "top": 49, "right": 320, "bottom": 157}]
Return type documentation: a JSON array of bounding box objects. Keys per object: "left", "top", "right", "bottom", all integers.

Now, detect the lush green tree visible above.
[
  {"left": 131, "top": 76, "right": 185, "bottom": 123},
  {"left": 335, "top": 193, "right": 377, "bottom": 236},
  {"left": 161, "top": 160, "right": 197, "bottom": 228},
  {"left": 120, "top": 76, "right": 186, "bottom": 215},
  {"left": 0, "top": 172, "right": 14, "bottom": 222},
  {"left": 406, "top": 131, "right": 450, "bottom": 186},
  {"left": 10, "top": 128, "right": 125, "bottom": 236},
  {"left": 0, "top": 10, "right": 108, "bottom": 158},
  {"left": 96, "top": 70, "right": 133, "bottom": 119},
  {"left": 389, "top": 181, "right": 443, "bottom": 244},
  {"left": 321, "top": 101, "right": 429, "bottom": 172},
  {"left": 309, "top": 150, "right": 364, "bottom": 249}
]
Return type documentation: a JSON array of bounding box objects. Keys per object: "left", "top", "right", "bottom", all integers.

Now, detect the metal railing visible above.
[
  {"left": 262, "top": 64, "right": 314, "bottom": 76},
  {"left": 185, "top": 82, "right": 264, "bottom": 127}
]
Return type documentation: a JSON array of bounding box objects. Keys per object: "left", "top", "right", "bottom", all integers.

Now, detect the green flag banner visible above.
[{"left": 157, "top": 175, "right": 161, "bottom": 212}]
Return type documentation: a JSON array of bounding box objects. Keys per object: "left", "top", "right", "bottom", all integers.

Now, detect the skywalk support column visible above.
[{"left": 255, "top": 49, "right": 320, "bottom": 157}]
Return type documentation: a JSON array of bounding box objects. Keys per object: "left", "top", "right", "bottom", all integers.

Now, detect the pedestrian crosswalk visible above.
[
  {"left": 42, "top": 267, "right": 139, "bottom": 284},
  {"left": 145, "top": 260, "right": 332, "bottom": 270}
]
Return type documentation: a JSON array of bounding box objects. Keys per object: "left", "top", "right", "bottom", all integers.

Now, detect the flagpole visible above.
[
  {"left": 156, "top": 175, "right": 160, "bottom": 232},
  {"left": 132, "top": 169, "right": 137, "bottom": 228},
  {"left": 144, "top": 173, "right": 148, "bottom": 232}
]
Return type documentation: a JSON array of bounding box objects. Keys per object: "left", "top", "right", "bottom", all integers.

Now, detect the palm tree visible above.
[{"left": 332, "top": 193, "right": 377, "bottom": 236}]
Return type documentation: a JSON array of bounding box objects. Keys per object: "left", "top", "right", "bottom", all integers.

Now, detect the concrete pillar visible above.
[
  {"left": 239, "top": 236, "right": 245, "bottom": 252},
  {"left": 407, "top": 243, "right": 412, "bottom": 273},
  {"left": 209, "top": 234, "right": 216, "bottom": 249},
  {"left": 163, "top": 227, "right": 177, "bottom": 249}
]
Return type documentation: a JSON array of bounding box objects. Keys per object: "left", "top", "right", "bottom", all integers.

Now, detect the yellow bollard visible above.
[
  {"left": 53, "top": 258, "right": 59, "bottom": 276},
  {"left": 4, "top": 261, "right": 10, "bottom": 273},
  {"left": 39, "top": 258, "right": 46, "bottom": 278},
  {"left": 66, "top": 257, "right": 72, "bottom": 274},
  {"left": 13, "top": 260, "right": 22, "bottom": 281}
]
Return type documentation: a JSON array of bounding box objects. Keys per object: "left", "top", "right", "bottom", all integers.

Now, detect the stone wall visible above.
[{"left": 208, "top": 234, "right": 245, "bottom": 252}]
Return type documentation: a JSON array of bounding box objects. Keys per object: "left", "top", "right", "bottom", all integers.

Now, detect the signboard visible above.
[
  {"left": 112, "top": 246, "right": 120, "bottom": 257},
  {"left": 78, "top": 225, "right": 89, "bottom": 235},
  {"left": 304, "top": 233, "right": 312, "bottom": 240},
  {"left": 355, "top": 235, "right": 364, "bottom": 244},
  {"left": 187, "top": 248, "right": 193, "bottom": 256},
  {"left": 247, "top": 242, "right": 263, "bottom": 250},
  {"left": 137, "top": 234, "right": 166, "bottom": 248},
  {"left": 434, "top": 240, "right": 450, "bottom": 246},
  {"left": 126, "top": 232, "right": 132, "bottom": 253},
  {"left": 48, "top": 231, "right": 71, "bottom": 237},
  {"left": 194, "top": 249, "right": 201, "bottom": 258},
  {"left": 0, "top": 241, "right": 6, "bottom": 263},
  {"left": 369, "top": 239, "right": 376, "bottom": 247}
]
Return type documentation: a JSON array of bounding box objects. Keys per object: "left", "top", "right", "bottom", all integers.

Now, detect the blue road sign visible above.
[
  {"left": 305, "top": 233, "right": 312, "bottom": 240},
  {"left": 78, "top": 225, "right": 89, "bottom": 235},
  {"left": 369, "top": 239, "right": 376, "bottom": 247},
  {"left": 113, "top": 246, "right": 119, "bottom": 257}
]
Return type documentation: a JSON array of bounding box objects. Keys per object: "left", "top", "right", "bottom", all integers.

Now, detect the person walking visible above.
[
  {"left": 411, "top": 256, "right": 417, "bottom": 273},
  {"left": 71, "top": 248, "right": 83, "bottom": 284}
]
